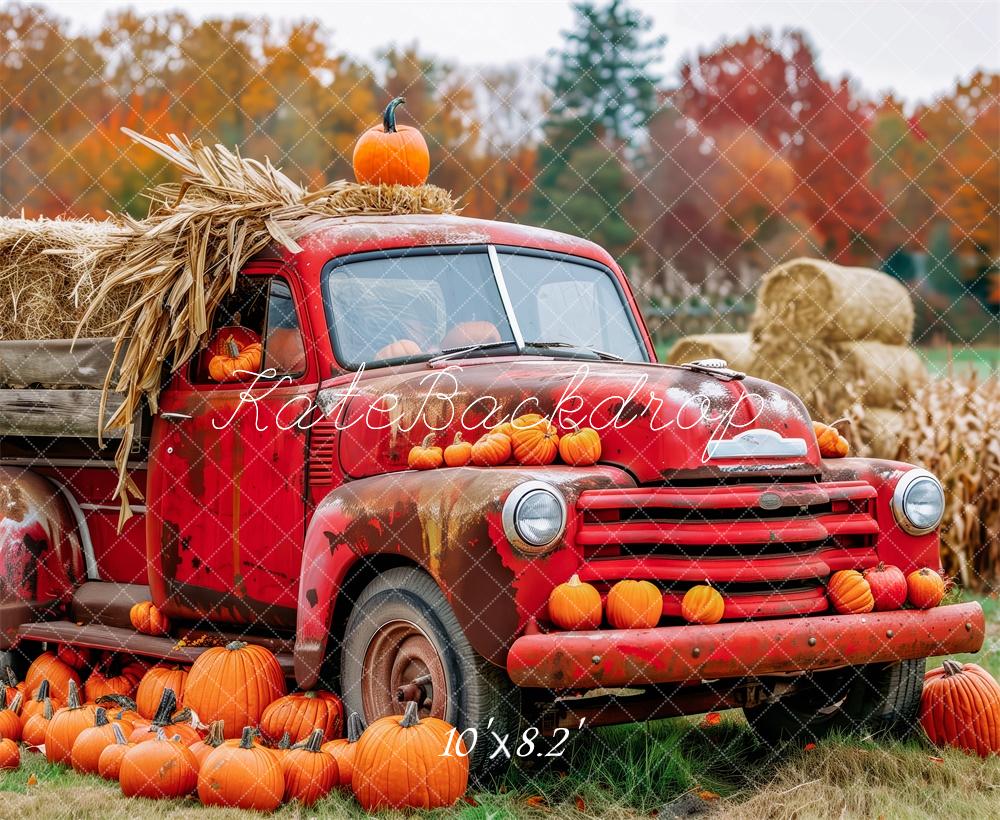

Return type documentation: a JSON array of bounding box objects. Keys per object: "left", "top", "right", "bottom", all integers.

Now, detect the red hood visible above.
[{"left": 324, "top": 358, "right": 821, "bottom": 483}]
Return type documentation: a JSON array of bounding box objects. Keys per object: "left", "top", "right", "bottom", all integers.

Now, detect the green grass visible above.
[{"left": 2, "top": 594, "right": 997, "bottom": 819}]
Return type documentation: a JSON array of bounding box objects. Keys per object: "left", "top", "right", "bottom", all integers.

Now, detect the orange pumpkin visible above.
[
  {"left": 84, "top": 663, "right": 138, "bottom": 702},
  {"left": 282, "top": 728, "right": 340, "bottom": 806},
  {"left": 120, "top": 728, "right": 198, "bottom": 799},
  {"left": 260, "top": 690, "right": 344, "bottom": 746},
  {"left": 558, "top": 426, "right": 602, "bottom": 466},
  {"left": 375, "top": 339, "right": 422, "bottom": 360},
  {"left": 184, "top": 641, "right": 286, "bottom": 739},
  {"left": 71, "top": 707, "right": 119, "bottom": 774},
  {"left": 189, "top": 720, "right": 227, "bottom": 769},
  {"left": 26, "top": 652, "right": 80, "bottom": 703},
  {"left": 129, "top": 600, "right": 171, "bottom": 636},
  {"left": 129, "top": 688, "right": 200, "bottom": 746},
  {"left": 548, "top": 574, "right": 602, "bottom": 630},
  {"left": 510, "top": 414, "right": 559, "bottom": 466},
  {"left": 470, "top": 431, "right": 511, "bottom": 466},
  {"left": 606, "top": 580, "right": 663, "bottom": 630},
  {"left": 440, "top": 321, "right": 502, "bottom": 350},
  {"left": 813, "top": 420, "right": 849, "bottom": 458},
  {"left": 55, "top": 644, "right": 91, "bottom": 671},
  {"left": 322, "top": 712, "right": 365, "bottom": 788},
  {"left": 0, "top": 736, "right": 19, "bottom": 770},
  {"left": 208, "top": 336, "right": 264, "bottom": 382},
  {"left": 135, "top": 664, "right": 188, "bottom": 719},
  {"left": 443, "top": 432, "right": 473, "bottom": 467},
  {"left": 352, "top": 97, "right": 430, "bottom": 187},
  {"left": 198, "top": 725, "right": 285, "bottom": 811},
  {"left": 20, "top": 680, "right": 60, "bottom": 725},
  {"left": 22, "top": 696, "right": 55, "bottom": 747},
  {"left": 265, "top": 326, "right": 307, "bottom": 373},
  {"left": 407, "top": 434, "right": 443, "bottom": 470},
  {"left": 827, "top": 569, "right": 874, "bottom": 614},
  {"left": 681, "top": 584, "right": 725, "bottom": 625},
  {"left": 97, "top": 722, "right": 134, "bottom": 781},
  {"left": 921, "top": 660, "right": 1000, "bottom": 757},
  {"left": 907, "top": 567, "right": 946, "bottom": 609},
  {"left": 0, "top": 692, "right": 22, "bottom": 742},
  {"left": 2, "top": 668, "right": 24, "bottom": 706},
  {"left": 491, "top": 421, "right": 516, "bottom": 438},
  {"left": 45, "top": 680, "right": 98, "bottom": 764},
  {"left": 352, "top": 700, "right": 468, "bottom": 810}
]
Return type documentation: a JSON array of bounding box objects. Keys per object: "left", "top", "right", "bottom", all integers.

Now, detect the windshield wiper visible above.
[
  {"left": 428, "top": 340, "right": 520, "bottom": 364},
  {"left": 524, "top": 341, "right": 624, "bottom": 361}
]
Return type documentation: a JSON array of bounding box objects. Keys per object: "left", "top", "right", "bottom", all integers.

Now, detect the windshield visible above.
[{"left": 324, "top": 246, "right": 646, "bottom": 367}]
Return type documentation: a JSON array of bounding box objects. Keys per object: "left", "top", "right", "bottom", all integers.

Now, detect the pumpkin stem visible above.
[
  {"left": 42, "top": 698, "right": 53, "bottom": 721},
  {"left": 225, "top": 337, "right": 240, "bottom": 358},
  {"left": 420, "top": 433, "right": 436, "bottom": 448},
  {"left": 383, "top": 97, "right": 406, "bottom": 133},
  {"left": 5, "top": 692, "right": 22, "bottom": 713},
  {"left": 452, "top": 431, "right": 464, "bottom": 445},
  {"left": 277, "top": 731, "right": 291, "bottom": 750},
  {"left": 111, "top": 722, "right": 127, "bottom": 745},
  {"left": 941, "top": 659, "right": 964, "bottom": 677},
  {"left": 94, "top": 707, "right": 109, "bottom": 727},
  {"left": 225, "top": 641, "right": 247, "bottom": 652},
  {"left": 399, "top": 700, "right": 421, "bottom": 728},
  {"left": 151, "top": 688, "right": 178, "bottom": 726},
  {"left": 302, "top": 728, "right": 324, "bottom": 752},
  {"left": 205, "top": 720, "right": 225, "bottom": 748},
  {"left": 346, "top": 712, "right": 365, "bottom": 743},
  {"left": 4, "top": 668, "right": 16, "bottom": 687},
  {"left": 67, "top": 679, "right": 81, "bottom": 710},
  {"left": 35, "top": 680, "right": 50, "bottom": 702},
  {"left": 567, "top": 574, "right": 582, "bottom": 587},
  {"left": 95, "top": 693, "right": 138, "bottom": 712},
  {"left": 155, "top": 728, "right": 167, "bottom": 742},
  {"left": 239, "top": 725, "right": 256, "bottom": 749}
]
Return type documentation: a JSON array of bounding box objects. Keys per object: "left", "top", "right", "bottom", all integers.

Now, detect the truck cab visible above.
[{"left": 0, "top": 213, "right": 985, "bottom": 773}]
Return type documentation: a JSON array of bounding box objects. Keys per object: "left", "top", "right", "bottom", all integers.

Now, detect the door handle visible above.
[{"left": 160, "top": 412, "right": 193, "bottom": 421}]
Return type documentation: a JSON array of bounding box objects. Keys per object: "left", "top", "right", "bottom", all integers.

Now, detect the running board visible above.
[{"left": 16, "top": 621, "right": 295, "bottom": 676}]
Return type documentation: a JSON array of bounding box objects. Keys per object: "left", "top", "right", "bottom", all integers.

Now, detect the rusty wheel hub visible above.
[{"left": 362, "top": 619, "right": 448, "bottom": 720}]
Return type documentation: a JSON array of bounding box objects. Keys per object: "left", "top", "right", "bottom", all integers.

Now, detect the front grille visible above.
[{"left": 574, "top": 481, "right": 879, "bottom": 621}]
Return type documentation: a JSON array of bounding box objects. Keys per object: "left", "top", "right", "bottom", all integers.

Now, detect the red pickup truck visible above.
[{"left": 0, "top": 214, "right": 984, "bottom": 772}]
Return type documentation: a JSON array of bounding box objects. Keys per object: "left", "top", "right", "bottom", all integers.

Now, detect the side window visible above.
[{"left": 193, "top": 276, "right": 306, "bottom": 384}]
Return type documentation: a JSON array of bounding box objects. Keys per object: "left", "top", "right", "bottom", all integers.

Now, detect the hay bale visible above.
[
  {"left": 833, "top": 341, "right": 927, "bottom": 407},
  {"left": 0, "top": 218, "right": 135, "bottom": 340},
  {"left": 751, "top": 258, "right": 914, "bottom": 345},
  {"left": 666, "top": 333, "right": 754, "bottom": 371},
  {"left": 751, "top": 338, "right": 844, "bottom": 415},
  {"left": 857, "top": 407, "right": 906, "bottom": 458}
]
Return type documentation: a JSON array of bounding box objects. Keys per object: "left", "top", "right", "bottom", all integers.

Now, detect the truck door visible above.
[{"left": 147, "top": 265, "right": 316, "bottom": 630}]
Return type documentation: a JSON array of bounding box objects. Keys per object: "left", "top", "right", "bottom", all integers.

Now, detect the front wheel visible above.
[
  {"left": 744, "top": 659, "right": 925, "bottom": 745},
  {"left": 339, "top": 567, "right": 520, "bottom": 778}
]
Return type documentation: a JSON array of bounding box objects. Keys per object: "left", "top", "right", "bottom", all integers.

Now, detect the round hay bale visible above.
[
  {"left": 750, "top": 258, "right": 914, "bottom": 345},
  {"left": 857, "top": 407, "right": 905, "bottom": 459},
  {"left": 665, "top": 333, "right": 754, "bottom": 371},
  {"left": 833, "top": 341, "right": 927, "bottom": 407},
  {"left": 751, "top": 338, "right": 844, "bottom": 414}
]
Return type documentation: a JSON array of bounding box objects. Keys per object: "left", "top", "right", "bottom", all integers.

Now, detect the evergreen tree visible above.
[{"left": 531, "top": 0, "right": 664, "bottom": 254}]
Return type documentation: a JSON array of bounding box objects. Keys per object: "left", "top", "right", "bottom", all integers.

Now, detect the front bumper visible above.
[{"left": 506, "top": 602, "right": 985, "bottom": 689}]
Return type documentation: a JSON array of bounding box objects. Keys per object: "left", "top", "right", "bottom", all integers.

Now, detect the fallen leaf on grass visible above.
[
  {"left": 526, "top": 795, "right": 549, "bottom": 810},
  {"left": 697, "top": 790, "right": 720, "bottom": 801},
  {"left": 803, "top": 742, "right": 816, "bottom": 751},
  {"left": 702, "top": 711, "right": 721, "bottom": 726},
  {"left": 929, "top": 755, "right": 945, "bottom": 763},
  {"left": 26, "top": 774, "right": 37, "bottom": 786},
  {"left": 574, "top": 795, "right": 587, "bottom": 811}
]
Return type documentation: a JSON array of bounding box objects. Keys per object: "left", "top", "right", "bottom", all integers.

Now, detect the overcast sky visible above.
[{"left": 57, "top": 0, "right": 999, "bottom": 103}]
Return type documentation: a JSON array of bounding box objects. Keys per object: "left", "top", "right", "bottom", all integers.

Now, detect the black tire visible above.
[
  {"left": 340, "top": 567, "right": 520, "bottom": 779},
  {"left": 744, "top": 658, "right": 925, "bottom": 745}
]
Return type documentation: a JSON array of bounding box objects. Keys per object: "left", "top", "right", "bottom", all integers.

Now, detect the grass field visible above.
[{"left": 1, "top": 594, "right": 997, "bottom": 819}]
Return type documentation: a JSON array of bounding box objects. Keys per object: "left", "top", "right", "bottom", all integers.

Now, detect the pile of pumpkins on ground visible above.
[
  {"left": 0, "top": 638, "right": 469, "bottom": 811},
  {"left": 408, "top": 414, "right": 602, "bottom": 470},
  {"left": 548, "top": 564, "right": 1000, "bottom": 757}
]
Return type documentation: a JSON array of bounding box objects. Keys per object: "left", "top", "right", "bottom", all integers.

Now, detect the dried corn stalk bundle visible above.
[
  {"left": 894, "top": 374, "right": 1000, "bottom": 590},
  {"left": 665, "top": 333, "right": 754, "bottom": 372},
  {"left": 0, "top": 218, "right": 136, "bottom": 340},
  {"left": 750, "top": 258, "right": 914, "bottom": 345},
  {"left": 69, "top": 129, "right": 457, "bottom": 525}
]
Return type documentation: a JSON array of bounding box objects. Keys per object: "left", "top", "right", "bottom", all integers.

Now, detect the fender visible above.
[
  {"left": 0, "top": 467, "right": 84, "bottom": 648},
  {"left": 820, "top": 457, "right": 941, "bottom": 572},
  {"left": 294, "top": 464, "right": 634, "bottom": 688}
]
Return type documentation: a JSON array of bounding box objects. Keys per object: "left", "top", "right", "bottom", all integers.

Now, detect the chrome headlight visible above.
[
  {"left": 891, "top": 469, "right": 945, "bottom": 535},
  {"left": 502, "top": 481, "right": 567, "bottom": 554}
]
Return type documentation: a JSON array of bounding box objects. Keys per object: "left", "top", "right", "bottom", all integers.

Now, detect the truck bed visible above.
[{"left": 0, "top": 337, "right": 130, "bottom": 439}]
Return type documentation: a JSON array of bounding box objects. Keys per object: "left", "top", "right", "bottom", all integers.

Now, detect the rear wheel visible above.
[
  {"left": 340, "top": 567, "right": 520, "bottom": 779},
  {"left": 744, "top": 659, "right": 925, "bottom": 745}
]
